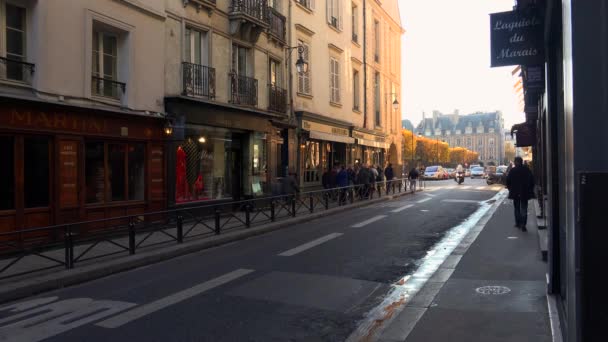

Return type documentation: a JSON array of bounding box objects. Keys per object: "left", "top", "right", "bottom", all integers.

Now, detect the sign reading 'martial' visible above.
[{"left": 490, "top": 10, "right": 544, "bottom": 67}]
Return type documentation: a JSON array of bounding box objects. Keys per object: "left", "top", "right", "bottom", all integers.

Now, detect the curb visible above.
[{"left": 0, "top": 189, "right": 417, "bottom": 304}]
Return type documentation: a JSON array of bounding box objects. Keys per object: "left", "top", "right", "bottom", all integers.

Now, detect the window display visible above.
[
  {"left": 175, "top": 126, "right": 233, "bottom": 203},
  {"left": 0, "top": 137, "right": 14, "bottom": 210},
  {"left": 24, "top": 137, "right": 50, "bottom": 208},
  {"left": 85, "top": 142, "right": 105, "bottom": 203}
]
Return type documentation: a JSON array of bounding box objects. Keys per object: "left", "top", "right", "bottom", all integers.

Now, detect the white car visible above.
[{"left": 470, "top": 166, "right": 485, "bottom": 179}]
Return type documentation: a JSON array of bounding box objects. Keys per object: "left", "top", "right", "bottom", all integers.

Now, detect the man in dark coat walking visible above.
[{"left": 506, "top": 157, "right": 535, "bottom": 231}]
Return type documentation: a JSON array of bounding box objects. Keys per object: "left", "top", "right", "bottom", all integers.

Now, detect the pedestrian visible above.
[
  {"left": 385, "top": 163, "right": 394, "bottom": 194},
  {"left": 357, "top": 164, "right": 371, "bottom": 199},
  {"left": 408, "top": 167, "right": 419, "bottom": 193},
  {"left": 369, "top": 164, "right": 378, "bottom": 197},
  {"left": 336, "top": 165, "right": 349, "bottom": 204},
  {"left": 321, "top": 167, "right": 331, "bottom": 189},
  {"left": 506, "top": 156, "right": 535, "bottom": 231},
  {"left": 376, "top": 164, "right": 384, "bottom": 194}
]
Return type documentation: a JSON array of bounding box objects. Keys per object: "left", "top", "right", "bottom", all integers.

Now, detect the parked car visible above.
[
  {"left": 464, "top": 169, "right": 471, "bottom": 177},
  {"left": 487, "top": 165, "right": 508, "bottom": 185},
  {"left": 423, "top": 166, "right": 447, "bottom": 180},
  {"left": 470, "top": 166, "right": 485, "bottom": 179},
  {"left": 446, "top": 168, "right": 456, "bottom": 178}
]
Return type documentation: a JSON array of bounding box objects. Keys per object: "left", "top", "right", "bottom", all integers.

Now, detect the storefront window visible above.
[
  {"left": 24, "top": 137, "right": 50, "bottom": 208},
  {"left": 86, "top": 142, "right": 105, "bottom": 203},
  {"left": 128, "top": 144, "right": 145, "bottom": 201},
  {"left": 108, "top": 144, "right": 126, "bottom": 201},
  {"left": 176, "top": 126, "right": 234, "bottom": 203},
  {"left": 251, "top": 134, "right": 267, "bottom": 196},
  {"left": 0, "top": 137, "right": 14, "bottom": 210},
  {"left": 303, "top": 141, "right": 320, "bottom": 183}
]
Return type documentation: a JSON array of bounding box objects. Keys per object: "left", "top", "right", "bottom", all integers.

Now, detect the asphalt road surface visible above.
[{"left": 0, "top": 178, "right": 505, "bottom": 342}]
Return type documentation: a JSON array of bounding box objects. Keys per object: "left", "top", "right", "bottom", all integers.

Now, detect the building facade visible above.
[
  {"left": 0, "top": 0, "right": 167, "bottom": 231},
  {"left": 417, "top": 110, "right": 505, "bottom": 166},
  {"left": 291, "top": 0, "right": 404, "bottom": 188},
  {"left": 163, "top": 0, "right": 292, "bottom": 204}
]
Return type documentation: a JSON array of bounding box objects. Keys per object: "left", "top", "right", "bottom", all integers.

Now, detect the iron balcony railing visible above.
[
  {"left": 230, "top": 73, "right": 258, "bottom": 106},
  {"left": 268, "top": 84, "right": 287, "bottom": 113},
  {"left": 0, "top": 57, "right": 35, "bottom": 84},
  {"left": 182, "top": 62, "right": 216, "bottom": 99},
  {"left": 91, "top": 76, "right": 126, "bottom": 100},
  {"left": 268, "top": 7, "right": 286, "bottom": 42},
  {"left": 230, "top": 0, "right": 269, "bottom": 23},
  {"left": 0, "top": 177, "right": 422, "bottom": 280}
]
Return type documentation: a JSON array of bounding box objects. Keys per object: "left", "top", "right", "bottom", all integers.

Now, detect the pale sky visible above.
[{"left": 400, "top": 0, "right": 524, "bottom": 129}]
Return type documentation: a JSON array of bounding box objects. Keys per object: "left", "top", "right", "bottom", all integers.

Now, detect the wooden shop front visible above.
[{"left": 0, "top": 102, "right": 166, "bottom": 234}]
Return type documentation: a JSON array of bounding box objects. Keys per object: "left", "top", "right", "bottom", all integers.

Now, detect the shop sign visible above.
[
  {"left": 352, "top": 130, "right": 386, "bottom": 143},
  {"left": 490, "top": 10, "right": 544, "bottom": 67},
  {"left": 524, "top": 65, "right": 544, "bottom": 90},
  {"left": 302, "top": 120, "right": 349, "bottom": 136}
]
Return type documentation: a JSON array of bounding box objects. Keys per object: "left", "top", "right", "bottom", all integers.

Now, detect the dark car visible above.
[{"left": 487, "top": 166, "right": 508, "bottom": 185}]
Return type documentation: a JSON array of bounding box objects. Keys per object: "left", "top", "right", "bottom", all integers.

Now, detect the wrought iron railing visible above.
[
  {"left": 91, "top": 76, "right": 126, "bottom": 100},
  {"left": 230, "top": 0, "right": 269, "bottom": 23},
  {"left": 230, "top": 73, "right": 258, "bottom": 106},
  {"left": 0, "top": 57, "right": 35, "bottom": 84},
  {"left": 268, "top": 7, "right": 286, "bottom": 42},
  {"left": 182, "top": 62, "right": 216, "bottom": 99},
  {"left": 0, "top": 178, "right": 424, "bottom": 280},
  {"left": 268, "top": 84, "right": 287, "bottom": 113}
]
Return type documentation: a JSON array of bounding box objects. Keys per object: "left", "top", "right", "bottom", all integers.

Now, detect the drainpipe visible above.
[
  {"left": 288, "top": 0, "right": 300, "bottom": 182},
  {"left": 362, "top": 0, "right": 368, "bottom": 128}
]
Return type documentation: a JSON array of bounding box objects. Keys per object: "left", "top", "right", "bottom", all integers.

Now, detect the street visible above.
[{"left": 0, "top": 179, "right": 505, "bottom": 342}]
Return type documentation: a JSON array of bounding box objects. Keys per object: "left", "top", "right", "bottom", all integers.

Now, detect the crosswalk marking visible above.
[
  {"left": 351, "top": 215, "right": 388, "bottom": 228},
  {"left": 460, "top": 186, "right": 472, "bottom": 189},
  {"left": 476, "top": 186, "right": 485, "bottom": 190},
  {"left": 97, "top": 269, "right": 254, "bottom": 328}
]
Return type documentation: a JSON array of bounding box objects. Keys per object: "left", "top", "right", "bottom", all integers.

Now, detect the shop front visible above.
[
  {"left": 166, "top": 98, "right": 284, "bottom": 205},
  {"left": 0, "top": 100, "right": 166, "bottom": 233},
  {"left": 352, "top": 128, "right": 388, "bottom": 167},
  {"left": 296, "top": 112, "right": 354, "bottom": 188}
]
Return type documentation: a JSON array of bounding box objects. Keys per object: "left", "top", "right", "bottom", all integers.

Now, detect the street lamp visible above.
[{"left": 287, "top": 45, "right": 308, "bottom": 74}]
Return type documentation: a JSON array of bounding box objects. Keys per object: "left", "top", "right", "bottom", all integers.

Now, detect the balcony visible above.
[
  {"left": 267, "top": 7, "right": 286, "bottom": 44},
  {"left": 230, "top": 73, "right": 258, "bottom": 106},
  {"left": 91, "top": 76, "right": 125, "bottom": 101},
  {"left": 182, "top": 62, "right": 216, "bottom": 99},
  {"left": 268, "top": 84, "right": 287, "bottom": 113},
  {"left": 0, "top": 57, "right": 35, "bottom": 84},
  {"left": 229, "top": 0, "right": 269, "bottom": 43}
]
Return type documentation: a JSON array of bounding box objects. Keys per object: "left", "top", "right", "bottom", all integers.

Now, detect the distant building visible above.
[
  {"left": 416, "top": 110, "right": 505, "bottom": 165},
  {"left": 402, "top": 119, "right": 414, "bottom": 131}
]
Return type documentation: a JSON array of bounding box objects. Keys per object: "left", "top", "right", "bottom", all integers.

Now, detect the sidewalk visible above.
[{"left": 380, "top": 196, "right": 554, "bottom": 342}]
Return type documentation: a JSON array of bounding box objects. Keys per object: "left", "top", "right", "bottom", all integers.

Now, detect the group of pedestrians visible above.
[{"left": 321, "top": 163, "right": 397, "bottom": 202}]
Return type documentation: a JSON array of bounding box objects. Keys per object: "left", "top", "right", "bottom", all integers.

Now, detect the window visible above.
[
  {"left": 269, "top": 59, "right": 281, "bottom": 87},
  {"left": 5, "top": 3, "right": 26, "bottom": 81},
  {"left": 268, "top": 0, "right": 279, "bottom": 10},
  {"left": 329, "top": 57, "right": 340, "bottom": 103},
  {"left": 456, "top": 138, "right": 461, "bottom": 145},
  {"left": 351, "top": 3, "right": 358, "bottom": 42},
  {"left": 85, "top": 142, "right": 145, "bottom": 203},
  {"left": 24, "top": 137, "right": 50, "bottom": 208},
  {"left": 374, "top": 20, "right": 380, "bottom": 62},
  {"left": 296, "top": 0, "right": 314, "bottom": 10},
  {"left": 297, "top": 40, "right": 311, "bottom": 95},
  {"left": 352, "top": 70, "right": 360, "bottom": 111},
  {"left": 0, "top": 137, "right": 14, "bottom": 210},
  {"left": 185, "top": 27, "right": 208, "bottom": 65},
  {"left": 374, "top": 72, "right": 381, "bottom": 126},
  {"left": 327, "top": 0, "right": 342, "bottom": 30},
  {"left": 231, "top": 44, "right": 249, "bottom": 76},
  {"left": 92, "top": 29, "right": 119, "bottom": 98}
]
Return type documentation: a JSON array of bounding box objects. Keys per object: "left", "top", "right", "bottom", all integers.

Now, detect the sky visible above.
[{"left": 399, "top": 0, "right": 524, "bottom": 129}]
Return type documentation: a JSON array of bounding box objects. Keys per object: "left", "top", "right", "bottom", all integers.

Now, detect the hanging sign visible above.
[{"left": 490, "top": 10, "right": 544, "bottom": 67}]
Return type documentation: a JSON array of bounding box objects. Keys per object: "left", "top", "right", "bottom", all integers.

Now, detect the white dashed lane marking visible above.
[
  {"left": 278, "top": 233, "right": 344, "bottom": 256},
  {"left": 416, "top": 198, "right": 431, "bottom": 204},
  {"left": 390, "top": 204, "right": 415, "bottom": 213},
  {"left": 351, "top": 215, "right": 388, "bottom": 228}
]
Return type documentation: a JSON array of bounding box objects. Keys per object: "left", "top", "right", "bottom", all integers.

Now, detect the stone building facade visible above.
[{"left": 417, "top": 110, "right": 505, "bottom": 166}]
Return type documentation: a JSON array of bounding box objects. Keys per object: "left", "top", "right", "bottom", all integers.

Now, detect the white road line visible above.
[
  {"left": 445, "top": 186, "right": 456, "bottom": 190},
  {"left": 423, "top": 193, "right": 436, "bottom": 197},
  {"left": 416, "top": 198, "right": 431, "bottom": 204},
  {"left": 351, "top": 215, "right": 387, "bottom": 228},
  {"left": 491, "top": 186, "right": 503, "bottom": 191},
  {"left": 460, "top": 186, "right": 472, "bottom": 189},
  {"left": 476, "top": 186, "right": 486, "bottom": 190},
  {"left": 390, "top": 204, "right": 415, "bottom": 213},
  {"left": 96, "top": 269, "right": 254, "bottom": 328},
  {"left": 278, "top": 233, "right": 343, "bottom": 256},
  {"left": 441, "top": 199, "right": 481, "bottom": 204}
]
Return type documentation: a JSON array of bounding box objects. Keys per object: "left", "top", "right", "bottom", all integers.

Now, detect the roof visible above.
[
  {"left": 402, "top": 119, "right": 414, "bottom": 131},
  {"left": 416, "top": 111, "right": 503, "bottom": 135}
]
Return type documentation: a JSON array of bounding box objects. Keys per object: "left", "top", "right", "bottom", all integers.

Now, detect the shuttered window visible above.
[
  {"left": 330, "top": 57, "right": 340, "bottom": 103},
  {"left": 327, "top": 0, "right": 342, "bottom": 30}
]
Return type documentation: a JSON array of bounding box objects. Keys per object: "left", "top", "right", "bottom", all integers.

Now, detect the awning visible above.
[
  {"left": 309, "top": 130, "right": 355, "bottom": 144},
  {"left": 356, "top": 138, "right": 389, "bottom": 149}
]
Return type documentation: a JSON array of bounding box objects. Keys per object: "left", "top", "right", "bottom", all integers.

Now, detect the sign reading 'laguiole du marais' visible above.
[{"left": 490, "top": 10, "right": 544, "bottom": 67}]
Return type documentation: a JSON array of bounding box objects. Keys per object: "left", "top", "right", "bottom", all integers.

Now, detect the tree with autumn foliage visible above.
[{"left": 401, "top": 129, "right": 418, "bottom": 168}]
